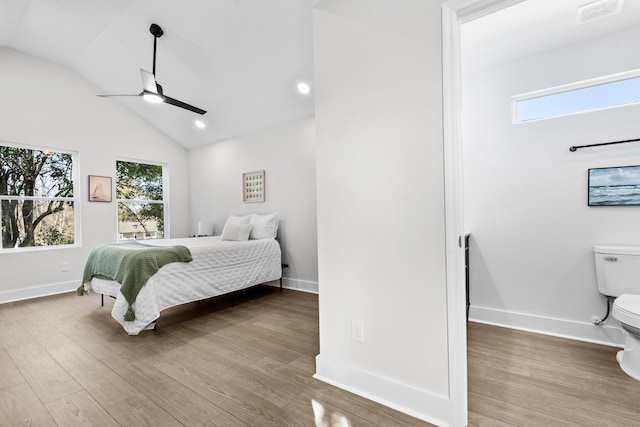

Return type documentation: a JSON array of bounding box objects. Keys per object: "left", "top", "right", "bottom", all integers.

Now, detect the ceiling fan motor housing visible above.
[{"left": 150, "top": 23, "right": 163, "bottom": 38}]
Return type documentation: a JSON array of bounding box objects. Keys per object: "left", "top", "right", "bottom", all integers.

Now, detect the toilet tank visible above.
[{"left": 594, "top": 245, "right": 640, "bottom": 297}]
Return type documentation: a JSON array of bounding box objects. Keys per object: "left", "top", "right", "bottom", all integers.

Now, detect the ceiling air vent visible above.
[{"left": 578, "top": 0, "right": 625, "bottom": 24}]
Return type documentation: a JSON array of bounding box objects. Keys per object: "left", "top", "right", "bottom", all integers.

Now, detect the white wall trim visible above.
[
  {"left": 450, "top": 0, "right": 525, "bottom": 23},
  {"left": 315, "top": 355, "right": 452, "bottom": 427},
  {"left": 282, "top": 277, "right": 318, "bottom": 294},
  {"left": 0, "top": 280, "right": 80, "bottom": 304},
  {"left": 6, "top": 277, "right": 317, "bottom": 307},
  {"left": 264, "top": 277, "right": 319, "bottom": 294},
  {"left": 442, "top": 2, "right": 469, "bottom": 426},
  {"left": 470, "top": 305, "right": 625, "bottom": 348}
]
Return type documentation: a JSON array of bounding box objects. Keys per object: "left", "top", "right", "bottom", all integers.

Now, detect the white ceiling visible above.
[
  {"left": 462, "top": 0, "right": 640, "bottom": 72},
  {"left": 2, "top": 1, "right": 639, "bottom": 149},
  {"left": 0, "top": 0, "right": 316, "bottom": 149}
]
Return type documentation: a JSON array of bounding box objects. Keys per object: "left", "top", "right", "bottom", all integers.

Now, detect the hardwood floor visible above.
[
  {"left": 468, "top": 322, "right": 640, "bottom": 426},
  {"left": 0, "top": 287, "right": 430, "bottom": 426},
  {"left": 1, "top": 288, "right": 639, "bottom": 426}
]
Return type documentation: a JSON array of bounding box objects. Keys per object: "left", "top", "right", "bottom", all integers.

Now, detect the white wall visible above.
[
  {"left": 462, "top": 26, "right": 640, "bottom": 346},
  {"left": 0, "top": 47, "right": 191, "bottom": 302},
  {"left": 314, "top": 1, "right": 453, "bottom": 425},
  {"left": 188, "top": 117, "right": 318, "bottom": 291}
]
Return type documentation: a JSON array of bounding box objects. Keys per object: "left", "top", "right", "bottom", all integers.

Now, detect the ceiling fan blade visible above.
[
  {"left": 97, "top": 93, "right": 142, "bottom": 97},
  {"left": 99, "top": 25, "right": 205, "bottom": 116},
  {"left": 163, "top": 95, "right": 207, "bottom": 115},
  {"left": 140, "top": 69, "right": 158, "bottom": 94}
]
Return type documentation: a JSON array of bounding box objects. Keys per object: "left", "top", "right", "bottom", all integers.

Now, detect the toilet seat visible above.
[{"left": 613, "top": 294, "right": 640, "bottom": 330}]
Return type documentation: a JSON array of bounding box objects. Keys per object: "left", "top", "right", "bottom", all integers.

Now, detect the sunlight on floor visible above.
[{"left": 311, "top": 399, "right": 352, "bottom": 427}]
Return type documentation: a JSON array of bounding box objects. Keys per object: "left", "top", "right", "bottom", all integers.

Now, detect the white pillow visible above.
[
  {"left": 250, "top": 212, "right": 279, "bottom": 240},
  {"left": 221, "top": 223, "right": 253, "bottom": 242},
  {"left": 225, "top": 214, "right": 252, "bottom": 225}
]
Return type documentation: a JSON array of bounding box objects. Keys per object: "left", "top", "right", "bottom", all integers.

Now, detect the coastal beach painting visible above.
[{"left": 588, "top": 165, "right": 640, "bottom": 206}]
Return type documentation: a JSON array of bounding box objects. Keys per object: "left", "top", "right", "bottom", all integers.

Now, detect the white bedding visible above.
[{"left": 89, "top": 236, "right": 282, "bottom": 335}]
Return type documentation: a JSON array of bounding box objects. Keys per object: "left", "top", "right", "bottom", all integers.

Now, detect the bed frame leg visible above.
[{"left": 280, "top": 263, "right": 288, "bottom": 293}]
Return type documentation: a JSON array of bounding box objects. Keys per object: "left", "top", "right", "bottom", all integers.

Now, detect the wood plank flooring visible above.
[
  {"left": 1, "top": 287, "right": 639, "bottom": 426},
  {"left": 468, "top": 322, "right": 640, "bottom": 426},
  {"left": 0, "top": 286, "right": 430, "bottom": 426}
]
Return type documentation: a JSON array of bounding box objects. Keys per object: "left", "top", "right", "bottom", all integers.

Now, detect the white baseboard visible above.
[
  {"left": 0, "top": 280, "right": 81, "bottom": 304},
  {"left": 3, "top": 278, "right": 316, "bottom": 305},
  {"left": 469, "top": 305, "right": 625, "bottom": 348},
  {"left": 314, "top": 355, "right": 453, "bottom": 427},
  {"left": 282, "top": 277, "right": 318, "bottom": 293}
]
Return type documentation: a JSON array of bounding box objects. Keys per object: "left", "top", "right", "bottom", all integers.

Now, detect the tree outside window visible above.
[
  {"left": 116, "top": 160, "right": 165, "bottom": 240},
  {"left": 0, "top": 144, "right": 76, "bottom": 249}
]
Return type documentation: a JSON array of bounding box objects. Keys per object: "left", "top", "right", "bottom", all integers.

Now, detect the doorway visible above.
[
  {"left": 442, "top": 1, "right": 528, "bottom": 426},
  {"left": 444, "top": 0, "right": 640, "bottom": 425}
]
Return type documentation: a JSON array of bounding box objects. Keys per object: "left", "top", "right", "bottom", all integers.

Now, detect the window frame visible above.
[
  {"left": 115, "top": 158, "right": 169, "bottom": 241},
  {"left": 512, "top": 68, "right": 640, "bottom": 123},
  {"left": 0, "top": 141, "right": 80, "bottom": 253}
]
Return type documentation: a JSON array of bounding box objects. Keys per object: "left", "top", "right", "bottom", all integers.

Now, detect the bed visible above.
[{"left": 82, "top": 213, "right": 282, "bottom": 335}]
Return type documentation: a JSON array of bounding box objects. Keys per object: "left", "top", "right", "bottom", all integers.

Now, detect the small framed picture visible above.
[
  {"left": 243, "top": 170, "right": 265, "bottom": 203},
  {"left": 588, "top": 165, "right": 640, "bottom": 206},
  {"left": 88, "top": 175, "right": 112, "bottom": 202}
]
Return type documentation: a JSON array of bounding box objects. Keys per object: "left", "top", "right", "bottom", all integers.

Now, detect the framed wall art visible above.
[
  {"left": 243, "top": 170, "right": 265, "bottom": 203},
  {"left": 88, "top": 175, "right": 112, "bottom": 202},
  {"left": 588, "top": 165, "right": 640, "bottom": 206}
]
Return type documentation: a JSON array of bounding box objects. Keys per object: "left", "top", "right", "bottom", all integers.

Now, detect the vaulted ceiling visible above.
[
  {"left": 2, "top": 0, "right": 638, "bottom": 149},
  {"left": 0, "top": 0, "right": 316, "bottom": 149}
]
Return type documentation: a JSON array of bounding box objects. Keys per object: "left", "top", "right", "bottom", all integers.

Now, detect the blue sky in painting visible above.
[{"left": 589, "top": 166, "right": 640, "bottom": 187}]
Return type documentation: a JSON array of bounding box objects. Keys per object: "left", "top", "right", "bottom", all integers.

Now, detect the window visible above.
[
  {"left": 513, "top": 70, "right": 640, "bottom": 122},
  {"left": 0, "top": 143, "right": 77, "bottom": 250},
  {"left": 116, "top": 160, "right": 166, "bottom": 240}
]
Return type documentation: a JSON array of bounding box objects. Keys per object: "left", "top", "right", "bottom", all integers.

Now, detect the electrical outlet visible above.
[
  {"left": 61, "top": 262, "right": 70, "bottom": 272},
  {"left": 351, "top": 320, "right": 364, "bottom": 343}
]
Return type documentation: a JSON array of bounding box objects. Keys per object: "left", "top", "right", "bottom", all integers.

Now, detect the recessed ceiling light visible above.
[
  {"left": 297, "top": 82, "right": 311, "bottom": 95},
  {"left": 195, "top": 120, "right": 206, "bottom": 129}
]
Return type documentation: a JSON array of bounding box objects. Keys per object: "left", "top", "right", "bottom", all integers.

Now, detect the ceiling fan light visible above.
[
  {"left": 195, "top": 120, "right": 206, "bottom": 129},
  {"left": 143, "top": 93, "right": 163, "bottom": 104}
]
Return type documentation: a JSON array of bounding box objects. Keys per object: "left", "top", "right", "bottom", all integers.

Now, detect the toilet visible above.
[{"left": 594, "top": 245, "right": 640, "bottom": 381}]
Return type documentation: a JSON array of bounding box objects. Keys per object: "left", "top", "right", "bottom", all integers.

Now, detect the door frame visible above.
[{"left": 441, "top": 1, "right": 526, "bottom": 425}]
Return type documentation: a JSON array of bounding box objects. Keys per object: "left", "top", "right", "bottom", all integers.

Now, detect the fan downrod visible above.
[{"left": 150, "top": 23, "right": 163, "bottom": 38}]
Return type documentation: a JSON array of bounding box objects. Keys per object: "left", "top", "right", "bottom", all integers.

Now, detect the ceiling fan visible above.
[{"left": 98, "top": 23, "right": 206, "bottom": 115}]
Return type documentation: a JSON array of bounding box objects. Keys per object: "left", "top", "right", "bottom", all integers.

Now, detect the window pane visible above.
[
  {"left": 516, "top": 76, "right": 640, "bottom": 122},
  {"left": 1, "top": 144, "right": 76, "bottom": 250},
  {"left": 118, "top": 201, "right": 164, "bottom": 240},
  {"left": 116, "top": 160, "right": 165, "bottom": 241},
  {"left": 116, "top": 161, "right": 163, "bottom": 201},
  {"left": 0, "top": 146, "right": 73, "bottom": 197},
  {"left": 2, "top": 199, "right": 74, "bottom": 248}
]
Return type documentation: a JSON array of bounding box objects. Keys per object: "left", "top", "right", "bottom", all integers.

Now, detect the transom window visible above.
[
  {"left": 116, "top": 160, "right": 166, "bottom": 240},
  {"left": 513, "top": 69, "right": 640, "bottom": 123},
  {"left": 0, "top": 143, "right": 77, "bottom": 250}
]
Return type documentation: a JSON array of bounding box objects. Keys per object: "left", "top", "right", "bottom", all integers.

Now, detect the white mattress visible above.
[{"left": 89, "top": 236, "right": 282, "bottom": 335}]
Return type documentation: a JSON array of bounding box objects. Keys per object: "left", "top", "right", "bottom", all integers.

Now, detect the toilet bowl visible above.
[
  {"left": 612, "top": 294, "right": 640, "bottom": 381},
  {"left": 593, "top": 245, "right": 640, "bottom": 381}
]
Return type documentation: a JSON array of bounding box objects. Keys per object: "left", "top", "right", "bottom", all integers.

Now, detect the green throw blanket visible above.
[{"left": 78, "top": 241, "right": 192, "bottom": 321}]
